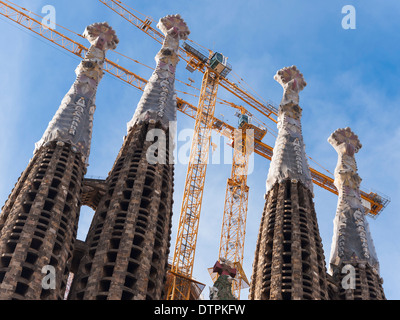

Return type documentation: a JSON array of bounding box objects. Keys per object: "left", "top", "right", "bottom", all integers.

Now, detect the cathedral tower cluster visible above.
[{"left": 0, "top": 15, "right": 385, "bottom": 301}]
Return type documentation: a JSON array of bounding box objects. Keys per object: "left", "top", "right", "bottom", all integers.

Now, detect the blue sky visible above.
[{"left": 0, "top": 0, "right": 399, "bottom": 299}]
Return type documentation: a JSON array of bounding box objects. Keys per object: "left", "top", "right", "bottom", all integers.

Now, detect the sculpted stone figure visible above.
[
  {"left": 209, "top": 275, "right": 237, "bottom": 300},
  {"left": 209, "top": 259, "right": 237, "bottom": 300}
]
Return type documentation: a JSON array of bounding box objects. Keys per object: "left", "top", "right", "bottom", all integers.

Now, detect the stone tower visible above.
[
  {"left": 249, "top": 66, "right": 328, "bottom": 300},
  {"left": 328, "top": 127, "right": 385, "bottom": 300},
  {"left": 68, "top": 14, "right": 189, "bottom": 300},
  {"left": 0, "top": 22, "right": 118, "bottom": 300}
]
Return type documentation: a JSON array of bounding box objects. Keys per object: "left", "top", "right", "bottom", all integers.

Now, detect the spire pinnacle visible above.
[
  {"left": 157, "top": 14, "right": 190, "bottom": 40},
  {"left": 328, "top": 127, "right": 362, "bottom": 157},
  {"left": 328, "top": 127, "right": 380, "bottom": 273},
  {"left": 127, "top": 14, "right": 190, "bottom": 130},
  {"left": 265, "top": 66, "right": 313, "bottom": 194},
  {"left": 34, "top": 22, "right": 118, "bottom": 163},
  {"left": 83, "top": 22, "right": 119, "bottom": 51},
  {"left": 274, "top": 65, "right": 307, "bottom": 107}
]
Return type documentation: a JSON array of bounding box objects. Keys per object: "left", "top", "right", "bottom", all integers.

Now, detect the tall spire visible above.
[
  {"left": 68, "top": 15, "right": 189, "bottom": 300},
  {"left": 35, "top": 22, "right": 119, "bottom": 163},
  {"left": 249, "top": 66, "right": 328, "bottom": 300},
  {"left": 328, "top": 127, "right": 384, "bottom": 299},
  {"left": 0, "top": 22, "right": 118, "bottom": 300},
  {"left": 127, "top": 14, "right": 189, "bottom": 131},
  {"left": 265, "top": 66, "right": 313, "bottom": 194}
]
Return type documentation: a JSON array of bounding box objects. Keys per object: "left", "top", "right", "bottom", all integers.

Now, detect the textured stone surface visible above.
[
  {"left": 34, "top": 22, "right": 118, "bottom": 163},
  {"left": 0, "top": 142, "right": 85, "bottom": 299},
  {"left": 266, "top": 66, "right": 313, "bottom": 194},
  {"left": 0, "top": 22, "right": 116, "bottom": 300},
  {"left": 328, "top": 127, "right": 385, "bottom": 300},
  {"left": 69, "top": 121, "right": 174, "bottom": 300},
  {"left": 81, "top": 178, "right": 106, "bottom": 210},
  {"left": 250, "top": 66, "right": 328, "bottom": 300},
  {"left": 249, "top": 180, "right": 328, "bottom": 300}
]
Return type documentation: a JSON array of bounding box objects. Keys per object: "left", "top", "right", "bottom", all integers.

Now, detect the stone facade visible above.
[
  {"left": 0, "top": 142, "right": 84, "bottom": 299},
  {"left": 68, "top": 14, "right": 189, "bottom": 300},
  {"left": 249, "top": 66, "right": 329, "bottom": 300},
  {"left": 210, "top": 275, "right": 237, "bottom": 300},
  {"left": 68, "top": 121, "right": 175, "bottom": 300},
  {"left": 328, "top": 127, "right": 385, "bottom": 300},
  {"left": 0, "top": 13, "right": 387, "bottom": 301},
  {"left": 0, "top": 22, "right": 117, "bottom": 300}
]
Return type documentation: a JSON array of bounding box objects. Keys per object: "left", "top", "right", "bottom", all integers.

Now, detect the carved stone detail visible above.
[
  {"left": 265, "top": 66, "right": 313, "bottom": 194},
  {"left": 274, "top": 65, "right": 307, "bottom": 107},
  {"left": 209, "top": 260, "right": 237, "bottom": 300},
  {"left": 328, "top": 127, "right": 379, "bottom": 272},
  {"left": 34, "top": 22, "right": 118, "bottom": 163},
  {"left": 127, "top": 14, "right": 189, "bottom": 130}
]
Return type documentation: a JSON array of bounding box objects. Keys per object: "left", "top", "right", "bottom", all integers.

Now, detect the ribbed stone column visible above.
[
  {"left": 328, "top": 127, "right": 385, "bottom": 300},
  {"left": 0, "top": 22, "right": 118, "bottom": 300},
  {"left": 249, "top": 66, "right": 328, "bottom": 300},
  {"left": 69, "top": 14, "right": 189, "bottom": 300}
]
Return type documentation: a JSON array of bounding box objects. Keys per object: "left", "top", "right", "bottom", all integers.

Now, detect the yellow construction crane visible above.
[
  {"left": 212, "top": 109, "right": 256, "bottom": 299},
  {"left": 167, "top": 67, "right": 222, "bottom": 300},
  {"left": 1, "top": 0, "right": 390, "bottom": 301}
]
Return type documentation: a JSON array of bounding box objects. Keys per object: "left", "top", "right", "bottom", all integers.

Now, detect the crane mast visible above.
[
  {"left": 216, "top": 124, "right": 252, "bottom": 299},
  {"left": 167, "top": 69, "right": 220, "bottom": 299},
  {"left": 211, "top": 111, "right": 266, "bottom": 299}
]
